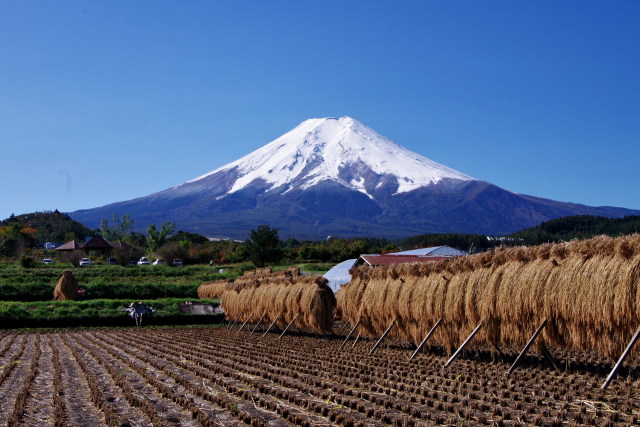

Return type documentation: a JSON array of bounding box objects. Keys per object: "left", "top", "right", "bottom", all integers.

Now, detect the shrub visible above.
[{"left": 19, "top": 255, "right": 35, "bottom": 268}]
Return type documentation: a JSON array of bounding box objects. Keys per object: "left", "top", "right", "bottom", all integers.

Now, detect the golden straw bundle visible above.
[
  {"left": 221, "top": 275, "right": 336, "bottom": 335},
  {"left": 53, "top": 270, "right": 79, "bottom": 301},
  {"left": 339, "top": 235, "right": 640, "bottom": 357}
]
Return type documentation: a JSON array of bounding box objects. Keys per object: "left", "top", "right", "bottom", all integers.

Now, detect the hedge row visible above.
[
  {"left": 0, "top": 282, "right": 201, "bottom": 301},
  {"left": 0, "top": 298, "right": 223, "bottom": 328}
]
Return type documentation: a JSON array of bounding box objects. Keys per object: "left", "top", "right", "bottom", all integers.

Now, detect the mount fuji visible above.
[{"left": 70, "top": 117, "right": 639, "bottom": 239}]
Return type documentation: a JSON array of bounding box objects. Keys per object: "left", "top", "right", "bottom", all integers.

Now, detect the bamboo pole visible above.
[
  {"left": 339, "top": 320, "right": 360, "bottom": 350},
  {"left": 601, "top": 326, "right": 640, "bottom": 390},
  {"left": 228, "top": 313, "right": 243, "bottom": 331},
  {"left": 410, "top": 318, "right": 442, "bottom": 360},
  {"left": 251, "top": 314, "right": 266, "bottom": 334},
  {"left": 338, "top": 321, "right": 350, "bottom": 333},
  {"left": 445, "top": 322, "right": 483, "bottom": 368},
  {"left": 507, "top": 319, "right": 547, "bottom": 375},
  {"left": 279, "top": 316, "right": 298, "bottom": 338},
  {"left": 352, "top": 332, "right": 361, "bottom": 347},
  {"left": 262, "top": 315, "right": 280, "bottom": 337},
  {"left": 237, "top": 314, "right": 253, "bottom": 333},
  {"left": 369, "top": 320, "right": 395, "bottom": 355}
]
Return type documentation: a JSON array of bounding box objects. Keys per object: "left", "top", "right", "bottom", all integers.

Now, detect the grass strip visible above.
[{"left": 0, "top": 298, "right": 222, "bottom": 328}]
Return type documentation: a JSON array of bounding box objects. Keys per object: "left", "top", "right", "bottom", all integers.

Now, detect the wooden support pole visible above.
[
  {"left": 262, "top": 316, "right": 280, "bottom": 337},
  {"left": 507, "top": 319, "right": 547, "bottom": 375},
  {"left": 338, "top": 320, "right": 350, "bottom": 333},
  {"left": 228, "top": 313, "right": 243, "bottom": 331},
  {"left": 251, "top": 314, "right": 266, "bottom": 334},
  {"left": 352, "top": 332, "right": 361, "bottom": 347},
  {"left": 237, "top": 314, "right": 253, "bottom": 333},
  {"left": 410, "top": 318, "right": 442, "bottom": 360},
  {"left": 279, "top": 316, "right": 298, "bottom": 338},
  {"left": 540, "top": 345, "right": 560, "bottom": 371},
  {"left": 601, "top": 326, "right": 640, "bottom": 390},
  {"left": 445, "top": 322, "right": 483, "bottom": 368},
  {"left": 369, "top": 320, "right": 395, "bottom": 355},
  {"left": 339, "top": 320, "right": 360, "bottom": 350}
]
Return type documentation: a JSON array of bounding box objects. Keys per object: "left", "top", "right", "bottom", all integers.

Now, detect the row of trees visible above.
[
  {"left": 9, "top": 210, "right": 636, "bottom": 266},
  {"left": 97, "top": 215, "right": 401, "bottom": 267},
  {"left": 100, "top": 214, "right": 176, "bottom": 253}
]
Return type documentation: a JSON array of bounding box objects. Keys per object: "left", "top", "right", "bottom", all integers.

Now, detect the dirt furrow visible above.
[
  {"left": 0, "top": 334, "right": 36, "bottom": 425},
  {"left": 14, "top": 334, "right": 56, "bottom": 426},
  {"left": 59, "top": 333, "right": 151, "bottom": 426},
  {"left": 98, "top": 330, "right": 298, "bottom": 426}
]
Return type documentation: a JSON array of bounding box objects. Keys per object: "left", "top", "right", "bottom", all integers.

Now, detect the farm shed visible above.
[
  {"left": 356, "top": 254, "right": 457, "bottom": 267},
  {"left": 389, "top": 246, "right": 467, "bottom": 256}
]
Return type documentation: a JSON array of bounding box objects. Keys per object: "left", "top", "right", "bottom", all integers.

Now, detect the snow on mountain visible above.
[
  {"left": 69, "top": 115, "right": 640, "bottom": 240},
  {"left": 188, "top": 116, "right": 473, "bottom": 199}
]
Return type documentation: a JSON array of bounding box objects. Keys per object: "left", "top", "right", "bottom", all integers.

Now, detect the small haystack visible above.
[{"left": 53, "top": 270, "right": 79, "bottom": 301}]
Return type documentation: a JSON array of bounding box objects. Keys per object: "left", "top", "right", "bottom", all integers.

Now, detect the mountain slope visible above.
[{"left": 69, "top": 117, "right": 640, "bottom": 239}]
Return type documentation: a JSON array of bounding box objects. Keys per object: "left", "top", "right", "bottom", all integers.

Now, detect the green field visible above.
[
  {"left": 0, "top": 262, "right": 332, "bottom": 328},
  {"left": 0, "top": 262, "right": 233, "bottom": 327}
]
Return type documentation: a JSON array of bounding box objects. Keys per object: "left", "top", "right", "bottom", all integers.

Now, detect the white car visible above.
[
  {"left": 42, "top": 258, "right": 53, "bottom": 264},
  {"left": 152, "top": 259, "right": 165, "bottom": 265},
  {"left": 137, "top": 257, "right": 151, "bottom": 265},
  {"left": 79, "top": 258, "right": 91, "bottom": 266}
]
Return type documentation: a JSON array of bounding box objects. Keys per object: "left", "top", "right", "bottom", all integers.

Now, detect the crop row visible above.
[{"left": 0, "top": 327, "right": 638, "bottom": 426}]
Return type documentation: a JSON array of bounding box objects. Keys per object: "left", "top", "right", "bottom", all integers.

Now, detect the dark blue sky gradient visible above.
[{"left": 1, "top": 1, "right": 639, "bottom": 220}]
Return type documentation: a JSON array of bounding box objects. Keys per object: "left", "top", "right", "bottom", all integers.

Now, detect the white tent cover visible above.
[{"left": 323, "top": 258, "right": 357, "bottom": 293}]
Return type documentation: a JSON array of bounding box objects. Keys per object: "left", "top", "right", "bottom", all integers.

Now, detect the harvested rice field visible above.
[{"left": 1, "top": 326, "right": 640, "bottom": 426}]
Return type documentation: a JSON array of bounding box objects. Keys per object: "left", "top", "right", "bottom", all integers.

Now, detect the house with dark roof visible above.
[{"left": 55, "top": 235, "right": 115, "bottom": 255}]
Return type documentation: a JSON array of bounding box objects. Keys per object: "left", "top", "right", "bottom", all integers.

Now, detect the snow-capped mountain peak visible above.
[{"left": 189, "top": 116, "right": 473, "bottom": 198}]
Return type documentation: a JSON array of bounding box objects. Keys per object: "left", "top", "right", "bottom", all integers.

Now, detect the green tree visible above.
[
  {"left": 245, "top": 225, "right": 283, "bottom": 267},
  {"left": 100, "top": 214, "right": 134, "bottom": 242},
  {"left": 146, "top": 222, "right": 175, "bottom": 253}
]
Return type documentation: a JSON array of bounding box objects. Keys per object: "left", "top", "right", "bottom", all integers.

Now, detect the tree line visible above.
[{"left": 3, "top": 211, "right": 640, "bottom": 264}]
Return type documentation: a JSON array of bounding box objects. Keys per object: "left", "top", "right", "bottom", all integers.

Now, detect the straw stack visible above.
[
  {"left": 339, "top": 235, "right": 640, "bottom": 357},
  {"left": 53, "top": 270, "right": 79, "bottom": 301},
  {"left": 221, "top": 275, "right": 336, "bottom": 335},
  {"left": 197, "top": 278, "right": 235, "bottom": 299}
]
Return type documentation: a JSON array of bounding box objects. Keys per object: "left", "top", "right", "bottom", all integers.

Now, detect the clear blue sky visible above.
[{"left": 1, "top": 1, "right": 639, "bottom": 221}]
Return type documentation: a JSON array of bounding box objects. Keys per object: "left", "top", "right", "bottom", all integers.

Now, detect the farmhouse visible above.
[
  {"left": 323, "top": 246, "right": 466, "bottom": 292},
  {"left": 54, "top": 236, "right": 140, "bottom": 259}
]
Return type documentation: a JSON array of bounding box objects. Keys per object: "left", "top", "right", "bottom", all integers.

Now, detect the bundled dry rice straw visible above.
[{"left": 339, "top": 235, "right": 640, "bottom": 358}]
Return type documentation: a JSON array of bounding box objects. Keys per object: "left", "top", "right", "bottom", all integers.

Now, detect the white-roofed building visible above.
[{"left": 388, "top": 246, "right": 467, "bottom": 257}]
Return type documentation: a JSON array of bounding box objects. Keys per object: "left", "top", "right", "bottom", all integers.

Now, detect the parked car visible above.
[
  {"left": 42, "top": 258, "right": 53, "bottom": 264},
  {"left": 152, "top": 259, "right": 165, "bottom": 265},
  {"left": 79, "top": 258, "right": 91, "bottom": 266},
  {"left": 107, "top": 257, "right": 118, "bottom": 265},
  {"left": 137, "top": 257, "right": 151, "bottom": 265},
  {"left": 173, "top": 258, "right": 183, "bottom": 266}
]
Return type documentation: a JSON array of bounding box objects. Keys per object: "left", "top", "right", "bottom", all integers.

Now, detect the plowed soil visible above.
[{"left": 0, "top": 326, "right": 638, "bottom": 426}]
